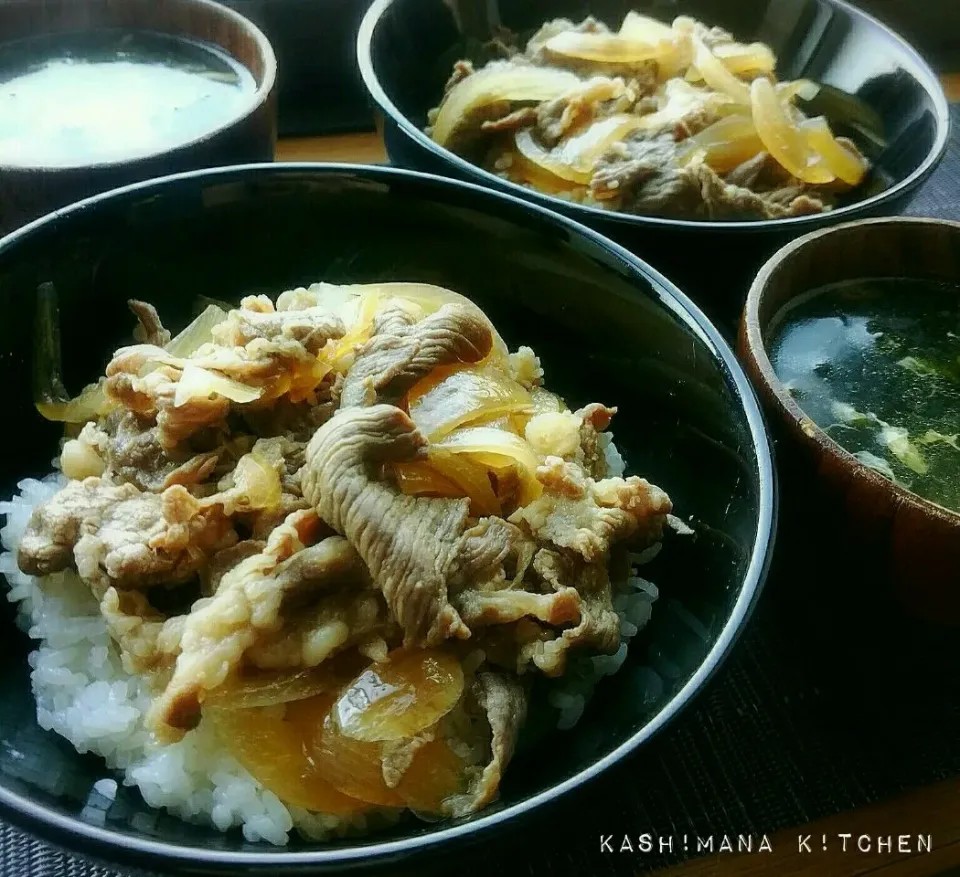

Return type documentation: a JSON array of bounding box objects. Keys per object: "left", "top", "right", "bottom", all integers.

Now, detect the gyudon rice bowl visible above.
[
  {"left": 427, "top": 11, "right": 872, "bottom": 220},
  {"left": 2, "top": 281, "right": 682, "bottom": 844}
]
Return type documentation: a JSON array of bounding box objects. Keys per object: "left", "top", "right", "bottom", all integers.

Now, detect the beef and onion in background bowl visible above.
[
  {"left": 357, "top": 0, "right": 949, "bottom": 330},
  {"left": 0, "top": 0, "right": 276, "bottom": 234},
  {"left": 740, "top": 216, "right": 960, "bottom": 628},
  {"left": 0, "top": 162, "right": 773, "bottom": 873}
]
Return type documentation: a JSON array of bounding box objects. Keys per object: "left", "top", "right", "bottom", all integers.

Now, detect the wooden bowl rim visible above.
[
  {"left": 0, "top": 0, "right": 277, "bottom": 174},
  {"left": 741, "top": 214, "right": 960, "bottom": 530}
]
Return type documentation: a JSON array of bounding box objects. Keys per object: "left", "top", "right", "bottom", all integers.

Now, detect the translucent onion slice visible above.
[
  {"left": 544, "top": 30, "right": 675, "bottom": 64},
  {"left": 777, "top": 79, "right": 820, "bottom": 102},
  {"left": 558, "top": 113, "right": 646, "bottom": 166},
  {"left": 692, "top": 37, "right": 751, "bottom": 105},
  {"left": 205, "top": 662, "right": 360, "bottom": 710},
  {"left": 173, "top": 362, "right": 263, "bottom": 407},
  {"left": 393, "top": 461, "right": 462, "bottom": 499},
  {"left": 33, "top": 282, "right": 115, "bottom": 424},
  {"left": 530, "top": 388, "right": 565, "bottom": 415},
  {"left": 165, "top": 305, "right": 230, "bottom": 359},
  {"left": 514, "top": 127, "right": 592, "bottom": 185},
  {"left": 431, "top": 65, "right": 584, "bottom": 147},
  {"left": 800, "top": 116, "right": 869, "bottom": 185},
  {"left": 426, "top": 449, "right": 502, "bottom": 517},
  {"left": 750, "top": 76, "right": 835, "bottom": 184},
  {"left": 433, "top": 426, "right": 543, "bottom": 507},
  {"left": 619, "top": 10, "right": 674, "bottom": 42},
  {"left": 333, "top": 649, "right": 465, "bottom": 743},
  {"left": 36, "top": 380, "right": 112, "bottom": 424},
  {"left": 209, "top": 695, "right": 369, "bottom": 814},
  {"left": 219, "top": 452, "right": 283, "bottom": 512},
  {"left": 395, "top": 737, "right": 470, "bottom": 813},
  {"left": 676, "top": 114, "right": 765, "bottom": 173},
  {"left": 408, "top": 363, "right": 532, "bottom": 440},
  {"left": 310, "top": 712, "right": 406, "bottom": 807},
  {"left": 713, "top": 41, "right": 776, "bottom": 75},
  {"left": 636, "top": 79, "right": 736, "bottom": 133},
  {"left": 325, "top": 289, "right": 382, "bottom": 373},
  {"left": 508, "top": 148, "right": 584, "bottom": 195}
]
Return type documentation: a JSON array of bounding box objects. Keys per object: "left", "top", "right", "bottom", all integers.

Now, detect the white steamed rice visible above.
[{"left": 0, "top": 433, "right": 658, "bottom": 844}]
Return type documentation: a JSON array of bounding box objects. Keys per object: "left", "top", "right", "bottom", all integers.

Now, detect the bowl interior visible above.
[
  {"left": 746, "top": 216, "right": 960, "bottom": 498},
  {"left": 0, "top": 166, "right": 769, "bottom": 866},
  {"left": 364, "top": 0, "right": 945, "bottom": 221},
  {"left": 0, "top": 0, "right": 275, "bottom": 163}
]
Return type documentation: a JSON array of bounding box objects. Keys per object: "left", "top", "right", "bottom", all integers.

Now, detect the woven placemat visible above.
[{"left": 3, "top": 108, "right": 959, "bottom": 877}]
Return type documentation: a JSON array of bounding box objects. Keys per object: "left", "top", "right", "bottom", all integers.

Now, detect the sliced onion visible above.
[
  {"left": 560, "top": 113, "right": 648, "bottom": 165},
  {"left": 174, "top": 362, "right": 263, "bottom": 407},
  {"left": 433, "top": 426, "right": 542, "bottom": 507},
  {"left": 619, "top": 10, "right": 674, "bottom": 42},
  {"left": 636, "top": 78, "right": 736, "bottom": 133},
  {"left": 408, "top": 363, "right": 532, "bottom": 440},
  {"left": 677, "top": 114, "right": 764, "bottom": 173},
  {"left": 205, "top": 664, "right": 353, "bottom": 709},
  {"left": 310, "top": 710, "right": 406, "bottom": 807},
  {"left": 777, "top": 79, "right": 821, "bottom": 102},
  {"left": 395, "top": 737, "right": 470, "bottom": 813},
  {"left": 36, "top": 380, "right": 112, "bottom": 424},
  {"left": 431, "top": 64, "right": 584, "bottom": 147},
  {"left": 800, "top": 116, "right": 869, "bottom": 185},
  {"left": 692, "top": 37, "right": 751, "bottom": 105},
  {"left": 751, "top": 76, "right": 834, "bottom": 184},
  {"left": 393, "top": 461, "right": 463, "bottom": 499},
  {"left": 515, "top": 128, "right": 592, "bottom": 185},
  {"left": 544, "top": 30, "right": 675, "bottom": 64},
  {"left": 529, "top": 387, "right": 566, "bottom": 415},
  {"left": 165, "top": 305, "right": 229, "bottom": 359},
  {"left": 713, "top": 41, "right": 776, "bottom": 75},
  {"left": 210, "top": 694, "right": 370, "bottom": 814},
  {"left": 220, "top": 451, "right": 283, "bottom": 511},
  {"left": 508, "top": 148, "right": 584, "bottom": 195},
  {"left": 326, "top": 290, "right": 382, "bottom": 373},
  {"left": 333, "top": 649, "right": 464, "bottom": 743}
]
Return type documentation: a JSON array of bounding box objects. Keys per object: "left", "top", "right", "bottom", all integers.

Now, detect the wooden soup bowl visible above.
[
  {"left": 0, "top": 0, "right": 277, "bottom": 233},
  {"left": 739, "top": 217, "right": 960, "bottom": 626}
]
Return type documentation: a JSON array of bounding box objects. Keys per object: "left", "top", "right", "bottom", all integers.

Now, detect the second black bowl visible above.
[{"left": 357, "top": 0, "right": 950, "bottom": 329}]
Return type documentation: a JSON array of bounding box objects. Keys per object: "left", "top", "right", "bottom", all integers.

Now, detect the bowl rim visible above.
[
  {"left": 0, "top": 161, "right": 776, "bottom": 872},
  {"left": 741, "top": 214, "right": 960, "bottom": 528},
  {"left": 0, "top": 0, "right": 277, "bottom": 174},
  {"left": 356, "top": 0, "right": 951, "bottom": 233}
]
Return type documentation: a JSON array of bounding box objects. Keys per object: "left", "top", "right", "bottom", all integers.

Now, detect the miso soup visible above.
[
  {"left": 0, "top": 29, "right": 256, "bottom": 167},
  {"left": 770, "top": 278, "right": 960, "bottom": 513}
]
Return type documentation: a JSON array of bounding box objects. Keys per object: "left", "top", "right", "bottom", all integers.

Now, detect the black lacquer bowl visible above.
[
  {"left": 0, "top": 164, "right": 774, "bottom": 874},
  {"left": 357, "top": 0, "right": 950, "bottom": 328}
]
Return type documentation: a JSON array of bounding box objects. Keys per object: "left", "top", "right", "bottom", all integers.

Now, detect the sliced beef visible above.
[
  {"left": 447, "top": 673, "right": 527, "bottom": 816},
  {"left": 129, "top": 300, "right": 171, "bottom": 347},
  {"left": 149, "top": 511, "right": 365, "bottom": 740},
  {"left": 511, "top": 457, "right": 671, "bottom": 563},
  {"left": 200, "top": 539, "right": 266, "bottom": 596},
  {"left": 301, "top": 404, "right": 473, "bottom": 646},
  {"left": 17, "top": 478, "right": 236, "bottom": 595},
  {"left": 93, "top": 412, "right": 220, "bottom": 492},
  {"left": 528, "top": 547, "right": 621, "bottom": 675},
  {"left": 210, "top": 299, "right": 344, "bottom": 356},
  {"left": 245, "top": 589, "right": 391, "bottom": 671},
  {"left": 454, "top": 585, "right": 580, "bottom": 627},
  {"left": 100, "top": 586, "right": 184, "bottom": 674},
  {"left": 339, "top": 302, "right": 493, "bottom": 407}
]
